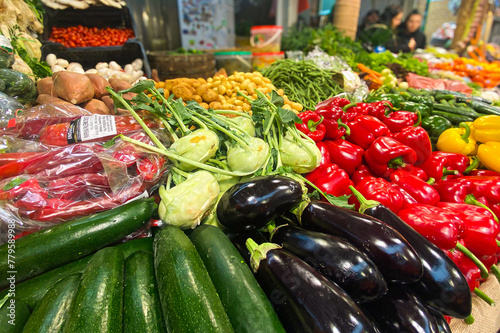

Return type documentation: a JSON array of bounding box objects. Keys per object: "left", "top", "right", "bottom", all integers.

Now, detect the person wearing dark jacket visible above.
[{"left": 397, "top": 10, "right": 426, "bottom": 52}]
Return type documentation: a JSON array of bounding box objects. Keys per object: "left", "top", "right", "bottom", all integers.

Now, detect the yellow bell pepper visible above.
[
  {"left": 473, "top": 115, "right": 500, "bottom": 142},
  {"left": 436, "top": 122, "right": 478, "bottom": 155},
  {"left": 477, "top": 142, "right": 500, "bottom": 172}
]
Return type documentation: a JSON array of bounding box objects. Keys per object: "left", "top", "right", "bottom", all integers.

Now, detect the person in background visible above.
[
  {"left": 356, "top": 9, "right": 380, "bottom": 39},
  {"left": 378, "top": 4, "right": 406, "bottom": 53},
  {"left": 398, "top": 10, "right": 426, "bottom": 52}
]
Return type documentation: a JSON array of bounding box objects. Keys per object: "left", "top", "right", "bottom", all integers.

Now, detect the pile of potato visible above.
[
  {"left": 155, "top": 71, "right": 303, "bottom": 113},
  {"left": 36, "top": 71, "right": 136, "bottom": 115}
]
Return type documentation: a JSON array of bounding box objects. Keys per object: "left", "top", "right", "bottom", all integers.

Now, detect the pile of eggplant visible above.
[{"left": 217, "top": 175, "right": 471, "bottom": 333}]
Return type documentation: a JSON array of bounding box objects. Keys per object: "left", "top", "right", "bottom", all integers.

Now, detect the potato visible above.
[
  {"left": 202, "top": 89, "right": 218, "bottom": 103},
  {"left": 101, "top": 96, "right": 115, "bottom": 114},
  {"left": 37, "top": 77, "right": 56, "bottom": 96},
  {"left": 172, "top": 84, "right": 193, "bottom": 101},
  {"left": 109, "top": 78, "right": 132, "bottom": 92},
  {"left": 53, "top": 72, "right": 94, "bottom": 104},
  {"left": 200, "top": 102, "right": 209, "bottom": 109},
  {"left": 196, "top": 84, "right": 209, "bottom": 96},
  {"left": 209, "top": 101, "right": 222, "bottom": 110},
  {"left": 36, "top": 94, "right": 71, "bottom": 105},
  {"left": 193, "top": 95, "right": 202, "bottom": 103},
  {"left": 81, "top": 99, "right": 110, "bottom": 115},
  {"left": 86, "top": 74, "right": 111, "bottom": 99}
]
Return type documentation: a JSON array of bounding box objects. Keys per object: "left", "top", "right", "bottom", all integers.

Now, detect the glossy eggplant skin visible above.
[
  {"left": 226, "top": 230, "right": 268, "bottom": 265},
  {"left": 217, "top": 176, "right": 303, "bottom": 232},
  {"left": 362, "top": 286, "right": 439, "bottom": 333},
  {"left": 256, "top": 248, "right": 380, "bottom": 333},
  {"left": 432, "top": 313, "right": 452, "bottom": 333},
  {"left": 270, "top": 225, "right": 388, "bottom": 302},
  {"left": 365, "top": 205, "right": 472, "bottom": 319},
  {"left": 274, "top": 211, "right": 301, "bottom": 228},
  {"left": 301, "top": 201, "right": 423, "bottom": 284}
]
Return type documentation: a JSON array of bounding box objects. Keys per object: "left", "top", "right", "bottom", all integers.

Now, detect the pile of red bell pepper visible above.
[
  {"left": 298, "top": 97, "right": 500, "bottom": 296},
  {"left": 0, "top": 132, "right": 165, "bottom": 224}
]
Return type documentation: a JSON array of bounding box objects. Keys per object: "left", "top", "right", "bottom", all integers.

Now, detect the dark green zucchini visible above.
[
  {"left": 124, "top": 251, "right": 166, "bottom": 333},
  {"left": 0, "top": 237, "right": 153, "bottom": 310},
  {"left": 431, "top": 111, "right": 474, "bottom": 125},
  {"left": 0, "top": 69, "right": 34, "bottom": 97},
  {"left": 0, "top": 301, "right": 30, "bottom": 333},
  {"left": 21, "top": 274, "right": 80, "bottom": 333},
  {"left": 0, "top": 198, "right": 155, "bottom": 288},
  {"left": 154, "top": 226, "right": 234, "bottom": 333},
  {"left": 190, "top": 225, "right": 285, "bottom": 333},
  {"left": 432, "top": 103, "right": 480, "bottom": 118},
  {"left": 64, "top": 247, "right": 124, "bottom": 333}
]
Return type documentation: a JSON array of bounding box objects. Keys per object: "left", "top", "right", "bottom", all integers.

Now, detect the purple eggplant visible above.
[
  {"left": 358, "top": 202, "right": 471, "bottom": 319},
  {"left": 432, "top": 312, "right": 452, "bottom": 333},
  {"left": 246, "top": 239, "right": 380, "bottom": 333},
  {"left": 300, "top": 201, "right": 423, "bottom": 284},
  {"left": 270, "top": 225, "right": 387, "bottom": 302},
  {"left": 362, "top": 286, "right": 439, "bottom": 333},
  {"left": 217, "top": 176, "right": 304, "bottom": 232}
]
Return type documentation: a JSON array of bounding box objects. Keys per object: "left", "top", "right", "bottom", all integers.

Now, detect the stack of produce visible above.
[
  {"left": 154, "top": 72, "right": 303, "bottom": 112},
  {"left": 431, "top": 57, "right": 500, "bottom": 88},
  {"left": 0, "top": 0, "right": 50, "bottom": 80},
  {"left": 49, "top": 26, "right": 134, "bottom": 48}
]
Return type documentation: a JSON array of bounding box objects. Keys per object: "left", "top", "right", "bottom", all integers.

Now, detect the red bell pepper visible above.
[
  {"left": 0, "top": 151, "right": 56, "bottom": 180},
  {"left": 420, "top": 152, "right": 460, "bottom": 180},
  {"left": 432, "top": 179, "right": 472, "bottom": 203},
  {"left": 366, "top": 101, "right": 393, "bottom": 120},
  {"left": 112, "top": 144, "right": 148, "bottom": 167},
  {"left": 137, "top": 156, "right": 166, "bottom": 181},
  {"left": 468, "top": 170, "right": 500, "bottom": 177},
  {"left": 46, "top": 173, "right": 110, "bottom": 200},
  {"left": 0, "top": 152, "right": 45, "bottom": 167},
  {"left": 348, "top": 176, "right": 404, "bottom": 213},
  {"left": 345, "top": 115, "right": 390, "bottom": 149},
  {"left": 344, "top": 104, "right": 370, "bottom": 122},
  {"left": 392, "top": 126, "right": 432, "bottom": 166},
  {"left": 316, "top": 142, "right": 331, "bottom": 167},
  {"left": 398, "top": 204, "right": 459, "bottom": 249},
  {"left": 315, "top": 106, "right": 350, "bottom": 140},
  {"left": 316, "top": 96, "right": 351, "bottom": 110},
  {"left": 383, "top": 111, "right": 420, "bottom": 133},
  {"left": 406, "top": 166, "right": 428, "bottom": 181},
  {"left": 438, "top": 202, "right": 500, "bottom": 257},
  {"left": 295, "top": 110, "right": 326, "bottom": 142},
  {"left": 324, "top": 139, "right": 364, "bottom": 176},
  {"left": 391, "top": 183, "right": 418, "bottom": 209},
  {"left": 351, "top": 164, "right": 375, "bottom": 185},
  {"left": 431, "top": 152, "right": 471, "bottom": 174},
  {"left": 0, "top": 177, "right": 48, "bottom": 200},
  {"left": 364, "top": 136, "right": 417, "bottom": 179},
  {"left": 390, "top": 170, "right": 440, "bottom": 206},
  {"left": 459, "top": 256, "right": 482, "bottom": 292},
  {"left": 306, "top": 163, "right": 353, "bottom": 197}
]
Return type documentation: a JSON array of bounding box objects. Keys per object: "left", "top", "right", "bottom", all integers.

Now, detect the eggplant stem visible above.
[
  {"left": 455, "top": 243, "right": 489, "bottom": 279},
  {"left": 490, "top": 265, "right": 500, "bottom": 284},
  {"left": 473, "top": 288, "right": 496, "bottom": 306},
  {"left": 349, "top": 185, "right": 381, "bottom": 214},
  {"left": 246, "top": 238, "right": 259, "bottom": 253},
  {"left": 464, "top": 315, "right": 475, "bottom": 325}
]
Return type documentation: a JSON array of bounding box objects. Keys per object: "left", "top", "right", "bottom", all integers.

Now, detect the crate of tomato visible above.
[{"left": 40, "top": 5, "right": 150, "bottom": 77}]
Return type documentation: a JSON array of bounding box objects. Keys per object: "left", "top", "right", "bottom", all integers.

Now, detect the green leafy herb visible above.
[
  {"left": 277, "top": 107, "right": 302, "bottom": 125},
  {"left": 119, "top": 80, "right": 155, "bottom": 94}
]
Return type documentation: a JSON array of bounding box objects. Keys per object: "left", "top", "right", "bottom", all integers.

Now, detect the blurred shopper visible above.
[{"left": 398, "top": 10, "right": 426, "bottom": 52}]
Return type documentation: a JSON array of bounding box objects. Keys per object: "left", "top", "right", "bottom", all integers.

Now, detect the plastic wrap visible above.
[{"left": 0, "top": 130, "right": 169, "bottom": 238}]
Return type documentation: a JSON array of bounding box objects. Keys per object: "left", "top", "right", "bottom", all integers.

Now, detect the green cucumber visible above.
[
  {"left": 64, "top": 247, "right": 124, "bottom": 333},
  {"left": 154, "top": 226, "right": 234, "bottom": 333},
  {"left": 190, "top": 225, "right": 285, "bottom": 333},
  {"left": 22, "top": 274, "right": 80, "bottom": 333},
  {"left": 0, "top": 237, "right": 153, "bottom": 310},
  {"left": 432, "top": 103, "right": 480, "bottom": 118},
  {"left": 469, "top": 100, "right": 500, "bottom": 115},
  {"left": 0, "top": 301, "right": 30, "bottom": 333},
  {"left": 431, "top": 111, "right": 475, "bottom": 125},
  {"left": 124, "top": 251, "right": 166, "bottom": 333},
  {"left": 0, "top": 198, "right": 155, "bottom": 288}
]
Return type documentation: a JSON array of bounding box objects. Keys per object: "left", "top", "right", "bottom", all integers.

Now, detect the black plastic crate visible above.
[
  {"left": 42, "top": 5, "right": 138, "bottom": 41},
  {"left": 41, "top": 40, "right": 151, "bottom": 78}
]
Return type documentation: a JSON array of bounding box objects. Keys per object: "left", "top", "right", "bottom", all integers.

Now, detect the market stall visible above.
[{"left": 1, "top": 1, "right": 500, "bottom": 333}]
